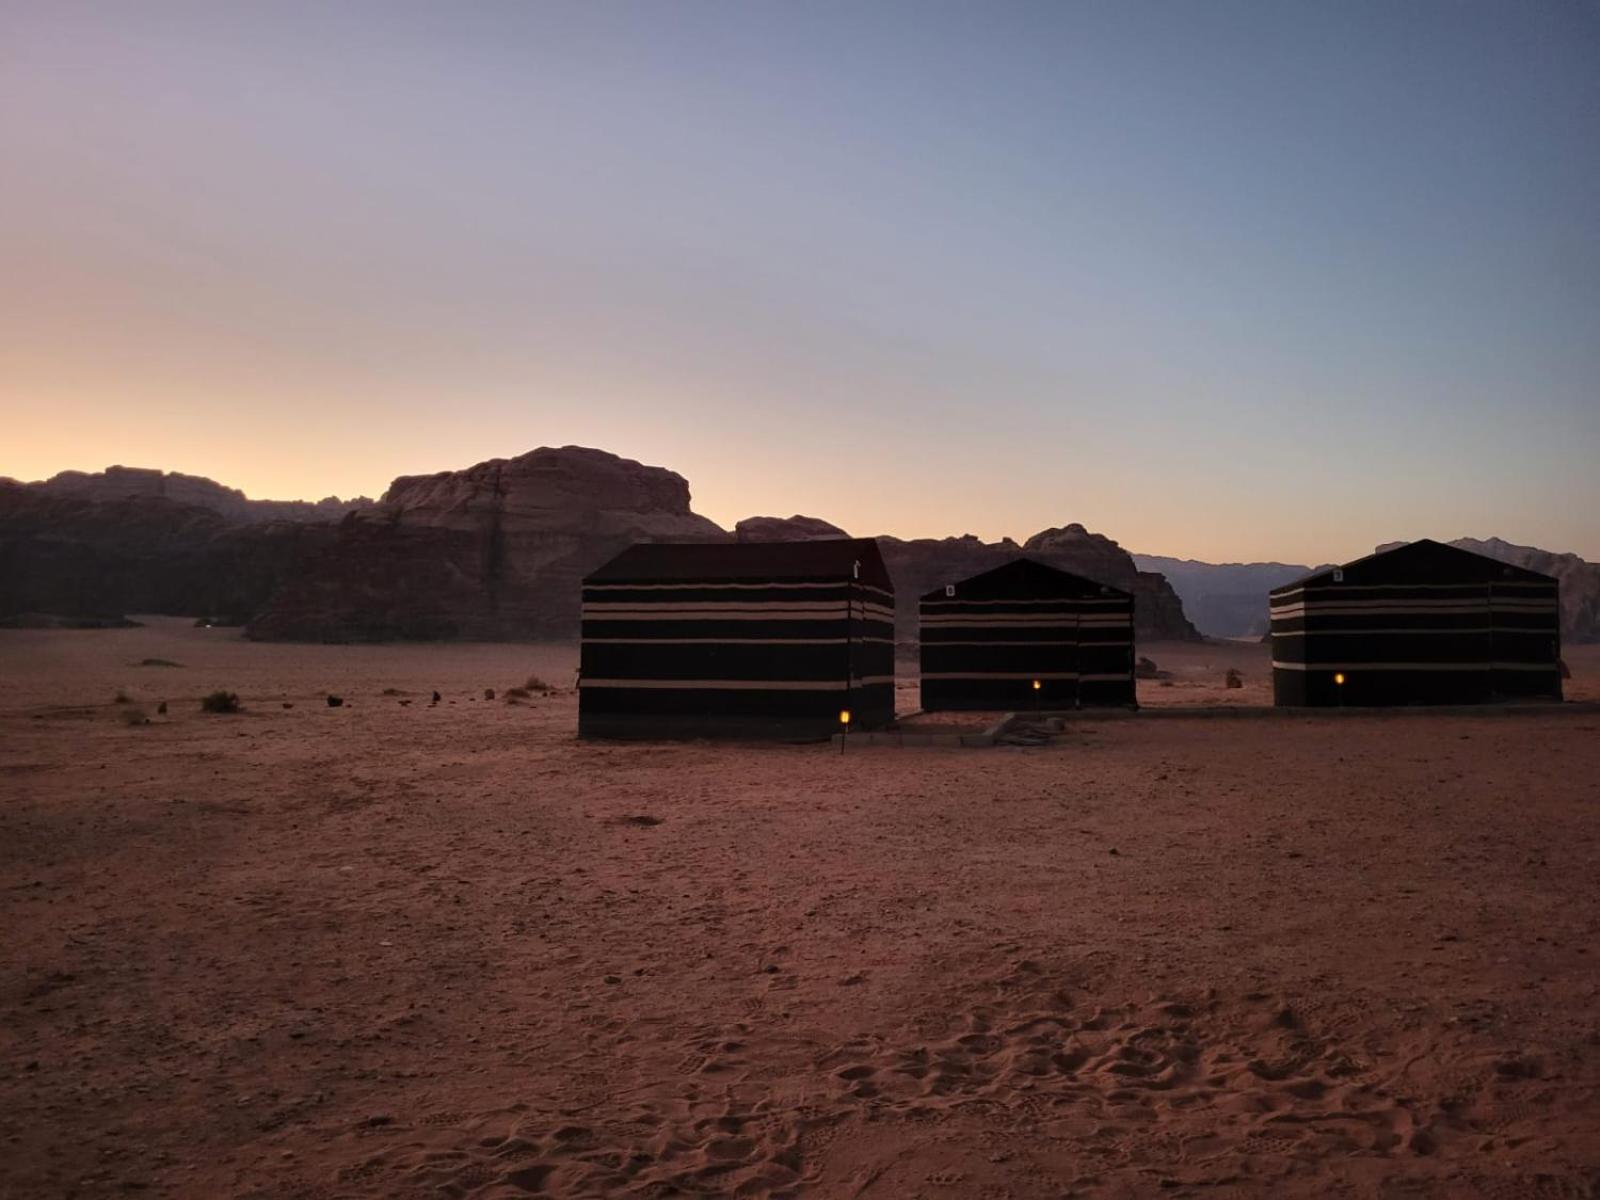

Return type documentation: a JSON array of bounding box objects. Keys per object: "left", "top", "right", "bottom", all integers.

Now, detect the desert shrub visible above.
[
  {"left": 201, "top": 690, "right": 242, "bottom": 714},
  {"left": 136, "top": 658, "right": 183, "bottom": 668},
  {"left": 1223, "top": 668, "right": 1244, "bottom": 689},
  {"left": 381, "top": 687, "right": 404, "bottom": 696},
  {"left": 113, "top": 689, "right": 133, "bottom": 704},
  {"left": 522, "top": 675, "right": 554, "bottom": 692},
  {"left": 119, "top": 705, "right": 150, "bottom": 726},
  {"left": 504, "top": 686, "right": 532, "bottom": 700}
]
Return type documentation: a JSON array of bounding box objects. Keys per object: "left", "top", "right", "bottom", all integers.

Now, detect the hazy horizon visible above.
[
  {"left": 10, "top": 447, "right": 1597, "bottom": 569},
  {"left": 4, "top": 1, "right": 1597, "bottom": 563}
]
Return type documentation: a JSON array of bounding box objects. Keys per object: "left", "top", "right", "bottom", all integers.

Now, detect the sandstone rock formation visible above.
[
  {"left": 3, "top": 447, "right": 1202, "bottom": 644},
  {"left": 0, "top": 479, "right": 334, "bottom": 624},
  {"left": 26, "top": 465, "right": 372, "bottom": 523},
  {"left": 734, "top": 515, "right": 849, "bottom": 542},
  {"left": 246, "top": 447, "right": 728, "bottom": 640},
  {"left": 879, "top": 524, "right": 1199, "bottom": 644},
  {"left": 738, "top": 518, "right": 1201, "bottom": 643},
  {"left": 1377, "top": 537, "right": 1599, "bottom": 644}
]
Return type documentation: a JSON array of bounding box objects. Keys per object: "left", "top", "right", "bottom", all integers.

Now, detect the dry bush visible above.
[
  {"left": 504, "top": 686, "right": 532, "bottom": 700},
  {"left": 113, "top": 689, "right": 133, "bottom": 704},
  {"left": 523, "top": 675, "right": 554, "bottom": 692},
  {"left": 201, "top": 690, "right": 242, "bottom": 714},
  {"left": 119, "top": 705, "right": 151, "bottom": 726}
]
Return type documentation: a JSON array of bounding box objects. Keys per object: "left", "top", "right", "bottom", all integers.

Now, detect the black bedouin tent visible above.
[
  {"left": 1269, "top": 539, "right": 1562, "bottom": 707},
  {"left": 579, "top": 539, "right": 895, "bottom": 739},
  {"left": 919, "top": 558, "right": 1136, "bottom": 711}
]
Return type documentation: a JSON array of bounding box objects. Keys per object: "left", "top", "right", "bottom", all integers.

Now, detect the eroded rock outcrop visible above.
[
  {"left": 734, "top": 515, "right": 849, "bottom": 543},
  {"left": 880, "top": 524, "right": 1199, "bottom": 644},
  {"left": 0, "top": 480, "right": 335, "bottom": 624},
  {"left": 4, "top": 448, "right": 1202, "bottom": 643},
  {"left": 736, "top": 517, "right": 1200, "bottom": 643},
  {"left": 246, "top": 447, "right": 728, "bottom": 640},
  {"left": 29, "top": 465, "right": 372, "bottom": 523}
]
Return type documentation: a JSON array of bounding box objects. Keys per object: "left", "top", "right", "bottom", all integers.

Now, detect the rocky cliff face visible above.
[
  {"left": 246, "top": 447, "right": 728, "bottom": 640},
  {"left": 0, "top": 480, "right": 334, "bottom": 624},
  {"left": 3, "top": 448, "right": 1202, "bottom": 643},
  {"left": 735, "top": 518, "right": 1200, "bottom": 643},
  {"left": 1131, "top": 554, "right": 1316, "bottom": 638},
  {"left": 27, "top": 465, "right": 372, "bottom": 523},
  {"left": 1377, "top": 537, "right": 1599, "bottom": 644},
  {"left": 879, "top": 523, "right": 1199, "bottom": 644},
  {"left": 734, "top": 515, "right": 849, "bottom": 542}
]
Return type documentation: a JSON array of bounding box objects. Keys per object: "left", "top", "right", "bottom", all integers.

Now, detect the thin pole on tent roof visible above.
[{"left": 842, "top": 560, "right": 857, "bottom": 754}]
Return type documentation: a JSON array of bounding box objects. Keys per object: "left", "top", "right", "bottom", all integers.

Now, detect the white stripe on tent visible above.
[
  {"left": 1270, "top": 605, "right": 1498, "bottom": 619},
  {"left": 920, "top": 672, "right": 1132, "bottom": 682},
  {"left": 585, "top": 600, "right": 895, "bottom": 614},
  {"left": 583, "top": 606, "right": 897, "bottom": 621},
  {"left": 584, "top": 636, "right": 897, "bottom": 645},
  {"left": 1271, "top": 661, "right": 1558, "bottom": 672},
  {"left": 920, "top": 639, "right": 1132, "bottom": 647},
  {"left": 1270, "top": 581, "right": 1555, "bottom": 600},
  {"left": 922, "top": 598, "right": 1127, "bottom": 609},
  {"left": 920, "top": 616, "right": 1129, "bottom": 627},
  {"left": 1272, "top": 597, "right": 1555, "bottom": 612},
  {"left": 1271, "top": 627, "right": 1554, "bottom": 637},
  {"left": 579, "top": 676, "right": 896, "bottom": 690},
  {"left": 587, "top": 581, "right": 895, "bottom": 600}
]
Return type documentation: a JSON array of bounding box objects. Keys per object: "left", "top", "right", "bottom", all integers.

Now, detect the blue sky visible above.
[{"left": 3, "top": 0, "right": 1596, "bottom": 561}]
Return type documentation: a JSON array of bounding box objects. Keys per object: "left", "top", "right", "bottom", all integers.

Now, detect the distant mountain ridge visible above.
[
  {"left": 19, "top": 465, "right": 373, "bottom": 523},
  {"left": 1, "top": 450, "right": 1198, "bottom": 642},
  {"left": 1131, "top": 554, "right": 1315, "bottom": 638},
  {"left": 1142, "top": 538, "right": 1599, "bottom": 644},
  {"left": 744, "top": 516, "right": 1199, "bottom": 644},
  {"left": 6, "top": 458, "right": 1589, "bottom": 644}
]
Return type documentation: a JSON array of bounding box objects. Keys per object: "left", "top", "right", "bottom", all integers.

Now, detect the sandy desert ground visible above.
[{"left": 3, "top": 619, "right": 1599, "bottom": 1199}]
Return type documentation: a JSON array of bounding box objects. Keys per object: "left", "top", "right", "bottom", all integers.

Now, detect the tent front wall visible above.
[
  {"left": 920, "top": 595, "right": 1135, "bottom": 710},
  {"left": 579, "top": 580, "right": 895, "bottom": 738},
  {"left": 1270, "top": 580, "right": 1561, "bottom": 706}
]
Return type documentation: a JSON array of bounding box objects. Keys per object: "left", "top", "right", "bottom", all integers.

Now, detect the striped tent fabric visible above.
[
  {"left": 1269, "top": 539, "right": 1562, "bottom": 707},
  {"left": 579, "top": 539, "right": 895, "bottom": 739},
  {"left": 919, "top": 558, "right": 1136, "bottom": 711}
]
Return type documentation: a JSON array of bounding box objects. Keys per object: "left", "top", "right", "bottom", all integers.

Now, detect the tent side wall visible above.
[
  {"left": 919, "top": 592, "right": 1134, "bottom": 711},
  {"left": 919, "top": 596, "right": 1077, "bottom": 711},
  {"left": 1488, "top": 579, "right": 1563, "bottom": 699},
  {"left": 1073, "top": 595, "right": 1137, "bottom": 706},
  {"left": 1270, "top": 578, "right": 1561, "bottom": 706},
  {"left": 847, "top": 584, "right": 897, "bottom": 729},
  {"left": 579, "top": 576, "right": 895, "bottom": 738}
]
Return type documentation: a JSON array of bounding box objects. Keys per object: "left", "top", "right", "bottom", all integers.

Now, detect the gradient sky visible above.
[{"left": 3, "top": 1, "right": 1597, "bottom": 563}]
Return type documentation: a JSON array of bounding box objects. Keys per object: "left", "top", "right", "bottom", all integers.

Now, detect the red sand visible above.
[{"left": 3, "top": 619, "right": 1598, "bottom": 1198}]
